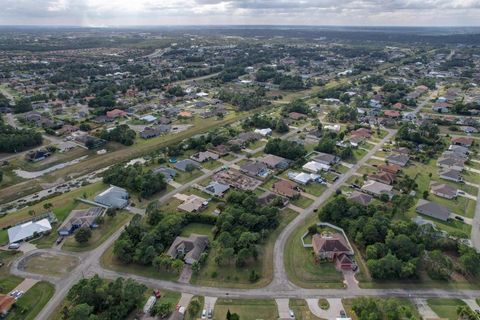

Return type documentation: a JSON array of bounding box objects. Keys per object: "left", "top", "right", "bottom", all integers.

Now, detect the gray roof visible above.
[
  {"left": 240, "top": 161, "right": 268, "bottom": 176},
  {"left": 94, "top": 185, "right": 129, "bottom": 208},
  {"left": 203, "top": 181, "right": 230, "bottom": 196},
  {"left": 314, "top": 152, "right": 339, "bottom": 165},
  {"left": 153, "top": 167, "right": 177, "bottom": 181},
  {"left": 174, "top": 159, "right": 200, "bottom": 172},
  {"left": 167, "top": 234, "right": 209, "bottom": 264},
  {"left": 386, "top": 154, "right": 409, "bottom": 166},
  {"left": 348, "top": 191, "right": 372, "bottom": 206},
  {"left": 440, "top": 169, "right": 462, "bottom": 180},
  {"left": 416, "top": 199, "right": 451, "bottom": 221},
  {"left": 8, "top": 218, "right": 52, "bottom": 243}
]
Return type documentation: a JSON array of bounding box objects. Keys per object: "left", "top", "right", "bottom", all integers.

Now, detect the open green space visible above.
[
  {"left": 174, "top": 169, "right": 203, "bottom": 184},
  {"left": 62, "top": 211, "right": 131, "bottom": 252},
  {"left": 291, "top": 195, "right": 314, "bottom": 209},
  {"left": 213, "top": 299, "right": 278, "bottom": 320},
  {"left": 24, "top": 252, "right": 79, "bottom": 277},
  {"left": 190, "top": 208, "right": 297, "bottom": 288},
  {"left": 427, "top": 298, "right": 467, "bottom": 320},
  {"left": 0, "top": 250, "right": 23, "bottom": 294},
  {"left": 289, "top": 299, "right": 323, "bottom": 320},
  {"left": 302, "top": 183, "right": 327, "bottom": 197},
  {"left": 180, "top": 223, "right": 214, "bottom": 239},
  {"left": 7, "top": 281, "right": 55, "bottom": 320}
]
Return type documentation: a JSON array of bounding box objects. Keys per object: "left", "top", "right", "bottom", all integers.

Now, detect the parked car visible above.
[
  {"left": 208, "top": 308, "right": 213, "bottom": 319},
  {"left": 8, "top": 243, "right": 20, "bottom": 250},
  {"left": 289, "top": 309, "right": 295, "bottom": 318},
  {"left": 202, "top": 309, "right": 207, "bottom": 319},
  {"left": 455, "top": 216, "right": 465, "bottom": 222},
  {"left": 56, "top": 237, "right": 64, "bottom": 245}
]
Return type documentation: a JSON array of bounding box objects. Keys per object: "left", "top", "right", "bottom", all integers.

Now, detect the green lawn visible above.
[
  {"left": 174, "top": 170, "right": 203, "bottom": 184},
  {"left": 427, "top": 298, "right": 466, "bottom": 319},
  {"left": 7, "top": 281, "right": 55, "bottom": 320},
  {"left": 0, "top": 276, "right": 23, "bottom": 294},
  {"left": 190, "top": 208, "right": 297, "bottom": 288},
  {"left": 302, "top": 183, "right": 327, "bottom": 197},
  {"left": 213, "top": 299, "right": 278, "bottom": 320},
  {"left": 202, "top": 160, "right": 222, "bottom": 170},
  {"left": 291, "top": 196, "right": 314, "bottom": 209},
  {"left": 100, "top": 243, "right": 179, "bottom": 282},
  {"left": 180, "top": 223, "right": 214, "bottom": 240},
  {"left": 0, "top": 230, "right": 8, "bottom": 246},
  {"left": 0, "top": 250, "right": 24, "bottom": 294},
  {"left": 185, "top": 296, "right": 204, "bottom": 320},
  {"left": 62, "top": 211, "right": 131, "bottom": 252},
  {"left": 289, "top": 299, "right": 323, "bottom": 320}
]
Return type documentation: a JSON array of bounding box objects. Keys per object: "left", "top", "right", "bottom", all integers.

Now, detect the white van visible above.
[{"left": 8, "top": 243, "right": 21, "bottom": 250}]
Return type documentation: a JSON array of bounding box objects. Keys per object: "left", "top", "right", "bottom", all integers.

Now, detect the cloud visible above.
[{"left": 0, "top": 0, "right": 479, "bottom": 26}]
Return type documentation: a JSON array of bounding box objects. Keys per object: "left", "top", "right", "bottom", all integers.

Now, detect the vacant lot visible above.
[
  {"left": 213, "top": 299, "right": 278, "bottom": 320},
  {"left": 23, "top": 252, "right": 79, "bottom": 277},
  {"left": 427, "top": 298, "right": 467, "bottom": 320}
]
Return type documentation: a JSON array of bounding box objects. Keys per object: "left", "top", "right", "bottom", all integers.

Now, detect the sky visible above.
[{"left": 1, "top": 0, "right": 480, "bottom": 27}]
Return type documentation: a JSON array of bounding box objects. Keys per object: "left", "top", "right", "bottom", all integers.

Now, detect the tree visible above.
[
  {"left": 422, "top": 190, "right": 429, "bottom": 199},
  {"left": 75, "top": 227, "right": 92, "bottom": 244},
  {"left": 69, "top": 303, "right": 94, "bottom": 320},
  {"left": 28, "top": 210, "right": 35, "bottom": 217},
  {"left": 43, "top": 202, "right": 53, "bottom": 210},
  {"left": 185, "top": 163, "right": 196, "bottom": 174},
  {"left": 188, "top": 299, "right": 201, "bottom": 318},
  {"left": 14, "top": 98, "right": 32, "bottom": 113},
  {"left": 0, "top": 170, "right": 3, "bottom": 183},
  {"left": 151, "top": 302, "right": 172, "bottom": 318},
  {"left": 425, "top": 250, "right": 453, "bottom": 280}
]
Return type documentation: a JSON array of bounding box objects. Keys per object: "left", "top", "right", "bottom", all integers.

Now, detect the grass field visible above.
[
  {"left": 7, "top": 281, "right": 55, "bottom": 320},
  {"left": 427, "top": 298, "right": 466, "bottom": 319},
  {"left": 289, "top": 299, "right": 323, "bottom": 320},
  {"left": 190, "top": 208, "right": 297, "bottom": 288},
  {"left": 62, "top": 211, "right": 131, "bottom": 252},
  {"left": 213, "top": 299, "right": 278, "bottom": 320},
  {"left": 291, "top": 195, "right": 314, "bottom": 209},
  {"left": 24, "top": 252, "right": 79, "bottom": 277},
  {"left": 180, "top": 223, "right": 214, "bottom": 239},
  {"left": 0, "top": 250, "right": 23, "bottom": 294},
  {"left": 100, "top": 244, "right": 179, "bottom": 282}
]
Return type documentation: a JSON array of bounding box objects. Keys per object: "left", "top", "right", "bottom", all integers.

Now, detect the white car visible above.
[
  {"left": 201, "top": 309, "right": 207, "bottom": 319},
  {"left": 289, "top": 309, "right": 295, "bottom": 319}
]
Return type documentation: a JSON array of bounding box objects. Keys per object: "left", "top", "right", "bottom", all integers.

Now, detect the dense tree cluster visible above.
[
  {"left": 319, "top": 196, "right": 480, "bottom": 281},
  {"left": 243, "top": 114, "right": 289, "bottom": 133},
  {"left": 13, "top": 98, "right": 33, "bottom": 114},
  {"left": 217, "top": 90, "right": 267, "bottom": 111},
  {"left": 264, "top": 138, "right": 306, "bottom": 161},
  {"left": 397, "top": 123, "right": 444, "bottom": 160},
  {"left": 327, "top": 105, "right": 358, "bottom": 122},
  {"left": 103, "top": 164, "right": 167, "bottom": 198},
  {"left": 213, "top": 191, "right": 280, "bottom": 267},
  {"left": 0, "top": 93, "right": 10, "bottom": 109},
  {"left": 99, "top": 124, "right": 136, "bottom": 146},
  {"left": 282, "top": 99, "right": 311, "bottom": 115},
  {"left": 0, "top": 117, "right": 43, "bottom": 152},
  {"left": 166, "top": 85, "right": 185, "bottom": 97},
  {"left": 88, "top": 89, "right": 116, "bottom": 114},
  {"left": 62, "top": 275, "right": 146, "bottom": 320},
  {"left": 351, "top": 297, "right": 417, "bottom": 320}
]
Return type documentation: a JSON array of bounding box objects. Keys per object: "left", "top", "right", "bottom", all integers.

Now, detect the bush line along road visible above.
[{"left": 9, "top": 97, "right": 480, "bottom": 320}]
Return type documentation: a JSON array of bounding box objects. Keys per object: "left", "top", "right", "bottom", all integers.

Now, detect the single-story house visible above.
[
  {"left": 348, "top": 191, "right": 373, "bottom": 206},
  {"left": 8, "top": 218, "right": 52, "bottom": 244},
  {"left": 213, "top": 169, "right": 262, "bottom": 191},
  {"left": 208, "top": 144, "right": 229, "bottom": 156},
  {"left": 174, "top": 194, "right": 208, "bottom": 213},
  {"left": 0, "top": 294, "right": 15, "bottom": 316},
  {"left": 140, "top": 125, "right": 171, "bottom": 139},
  {"left": 416, "top": 199, "right": 451, "bottom": 221},
  {"left": 203, "top": 181, "right": 230, "bottom": 197},
  {"left": 240, "top": 161, "right": 270, "bottom": 178},
  {"left": 361, "top": 180, "right": 393, "bottom": 197},
  {"left": 167, "top": 234, "right": 209, "bottom": 265},
  {"left": 452, "top": 137, "right": 473, "bottom": 147},
  {"left": 254, "top": 128, "right": 272, "bottom": 136},
  {"left": 25, "top": 149, "right": 51, "bottom": 162},
  {"left": 272, "top": 180, "right": 300, "bottom": 198},
  {"left": 448, "top": 145, "right": 470, "bottom": 156},
  {"left": 314, "top": 152, "right": 340, "bottom": 166},
  {"left": 383, "top": 110, "right": 401, "bottom": 118},
  {"left": 437, "top": 157, "right": 465, "bottom": 171},
  {"left": 258, "top": 154, "right": 290, "bottom": 169},
  {"left": 289, "top": 112, "right": 307, "bottom": 120},
  {"left": 303, "top": 161, "right": 330, "bottom": 173},
  {"left": 430, "top": 183, "right": 458, "bottom": 199},
  {"left": 94, "top": 185, "right": 129, "bottom": 209},
  {"left": 174, "top": 159, "right": 200, "bottom": 172},
  {"left": 368, "top": 171, "right": 395, "bottom": 185},
  {"left": 288, "top": 171, "right": 323, "bottom": 185},
  {"left": 153, "top": 167, "right": 177, "bottom": 181},
  {"left": 106, "top": 109, "right": 127, "bottom": 119},
  {"left": 190, "top": 151, "right": 219, "bottom": 163},
  {"left": 439, "top": 169, "right": 463, "bottom": 183},
  {"left": 378, "top": 164, "right": 401, "bottom": 175},
  {"left": 140, "top": 115, "right": 157, "bottom": 123},
  {"left": 350, "top": 127, "right": 371, "bottom": 139},
  {"left": 58, "top": 207, "right": 103, "bottom": 236},
  {"left": 386, "top": 154, "right": 409, "bottom": 167}
]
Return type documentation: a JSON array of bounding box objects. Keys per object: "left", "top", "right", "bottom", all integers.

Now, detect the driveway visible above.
[
  {"left": 343, "top": 270, "right": 359, "bottom": 289},
  {"left": 11, "top": 278, "right": 39, "bottom": 293},
  {"left": 306, "top": 298, "right": 344, "bottom": 319},
  {"left": 463, "top": 299, "right": 480, "bottom": 312},
  {"left": 275, "top": 298, "right": 290, "bottom": 319},
  {"left": 413, "top": 298, "right": 438, "bottom": 319},
  {"left": 178, "top": 265, "right": 193, "bottom": 284},
  {"left": 204, "top": 296, "right": 217, "bottom": 315},
  {"left": 178, "top": 292, "right": 193, "bottom": 308}
]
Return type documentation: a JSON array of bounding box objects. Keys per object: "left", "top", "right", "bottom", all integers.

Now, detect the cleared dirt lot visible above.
[{"left": 21, "top": 252, "right": 79, "bottom": 277}]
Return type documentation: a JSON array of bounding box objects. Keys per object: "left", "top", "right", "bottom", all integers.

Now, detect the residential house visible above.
[
  {"left": 94, "top": 185, "right": 129, "bottom": 209},
  {"left": 416, "top": 199, "right": 451, "bottom": 221},
  {"left": 254, "top": 128, "right": 272, "bottom": 136},
  {"left": 288, "top": 171, "right": 323, "bottom": 185},
  {"left": 174, "top": 194, "right": 208, "bottom": 213},
  {"left": 303, "top": 161, "right": 330, "bottom": 173},
  {"left": 361, "top": 180, "right": 393, "bottom": 197},
  {"left": 432, "top": 102, "right": 450, "bottom": 113},
  {"left": 258, "top": 154, "right": 290, "bottom": 169},
  {"left": 430, "top": 183, "right": 458, "bottom": 200},
  {"left": 25, "top": 149, "right": 51, "bottom": 162},
  {"left": 190, "top": 151, "right": 219, "bottom": 163},
  {"left": 167, "top": 234, "right": 209, "bottom": 265},
  {"left": 383, "top": 110, "right": 401, "bottom": 118},
  {"left": 240, "top": 161, "right": 270, "bottom": 178},
  {"left": 0, "top": 294, "right": 15, "bottom": 316},
  {"left": 437, "top": 157, "right": 465, "bottom": 171},
  {"left": 289, "top": 112, "right": 307, "bottom": 120},
  {"left": 208, "top": 144, "right": 229, "bottom": 156},
  {"left": 348, "top": 191, "right": 373, "bottom": 206},
  {"left": 257, "top": 193, "right": 288, "bottom": 207},
  {"left": 140, "top": 125, "right": 171, "bottom": 139},
  {"left": 368, "top": 171, "right": 395, "bottom": 185},
  {"left": 439, "top": 169, "right": 463, "bottom": 183},
  {"left": 350, "top": 127, "right": 372, "bottom": 139},
  {"left": 378, "top": 164, "right": 401, "bottom": 175},
  {"left": 312, "top": 233, "right": 354, "bottom": 270},
  {"left": 213, "top": 169, "right": 262, "bottom": 191},
  {"left": 7, "top": 218, "right": 52, "bottom": 244},
  {"left": 153, "top": 167, "right": 177, "bottom": 181},
  {"left": 272, "top": 180, "right": 300, "bottom": 198},
  {"left": 57, "top": 207, "right": 103, "bottom": 236},
  {"left": 314, "top": 152, "right": 340, "bottom": 166},
  {"left": 203, "top": 181, "right": 230, "bottom": 197},
  {"left": 106, "top": 109, "right": 127, "bottom": 119},
  {"left": 451, "top": 137, "right": 473, "bottom": 147},
  {"left": 386, "top": 154, "right": 409, "bottom": 167},
  {"left": 174, "top": 159, "right": 200, "bottom": 172}
]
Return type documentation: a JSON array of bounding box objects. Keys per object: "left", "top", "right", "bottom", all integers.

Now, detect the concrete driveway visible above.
[
  {"left": 204, "top": 296, "right": 217, "bottom": 317},
  {"left": 275, "top": 298, "right": 290, "bottom": 319},
  {"left": 413, "top": 298, "right": 438, "bottom": 319},
  {"left": 307, "top": 298, "right": 344, "bottom": 319},
  {"left": 11, "top": 278, "right": 39, "bottom": 293}
]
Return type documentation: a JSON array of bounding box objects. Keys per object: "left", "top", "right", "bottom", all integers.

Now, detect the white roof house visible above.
[
  {"left": 254, "top": 128, "right": 272, "bottom": 136},
  {"left": 8, "top": 218, "right": 52, "bottom": 243},
  {"left": 288, "top": 171, "right": 322, "bottom": 185},
  {"left": 303, "top": 161, "right": 330, "bottom": 173},
  {"left": 94, "top": 185, "right": 129, "bottom": 209},
  {"left": 141, "top": 115, "right": 157, "bottom": 123}
]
